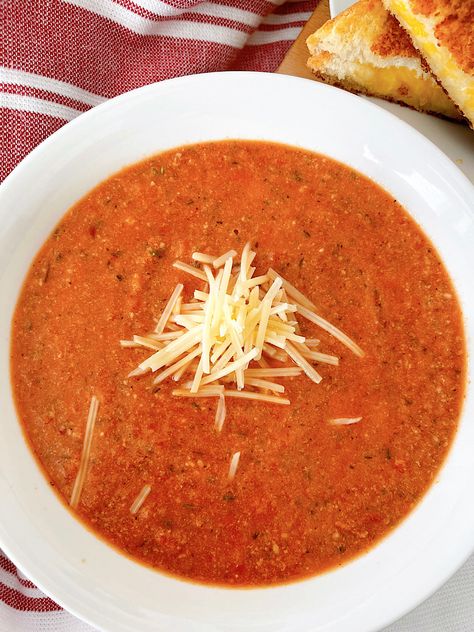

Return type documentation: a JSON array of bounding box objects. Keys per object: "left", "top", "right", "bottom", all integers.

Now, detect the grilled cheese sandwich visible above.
[
  {"left": 306, "top": 0, "right": 462, "bottom": 121},
  {"left": 383, "top": 0, "right": 474, "bottom": 127}
]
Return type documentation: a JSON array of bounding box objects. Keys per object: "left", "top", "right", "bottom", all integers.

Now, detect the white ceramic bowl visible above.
[{"left": 0, "top": 72, "right": 473, "bottom": 632}]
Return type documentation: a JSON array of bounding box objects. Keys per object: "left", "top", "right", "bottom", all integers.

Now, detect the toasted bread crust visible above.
[
  {"left": 434, "top": 5, "right": 474, "bottom": 74},
  {"left": 307, "top": 0, "right": 419, "bottom": 60},
  {"left": 371, "top": 8, "right": 417, "bottom": 58},
  {"left": 306, "top": 0, "right": 462, "bottom": 121},
  {"left": 410, "top": 0, "right": 474, "bottom": 74}
]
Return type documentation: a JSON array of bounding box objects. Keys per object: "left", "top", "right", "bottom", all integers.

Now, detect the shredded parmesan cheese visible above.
[
  {"left": 120, "top": 339, "right": 139, "bottom": 348},
  {"left": 192, "top": 252, "right": 217, "bottom": 264},
  {"left": 296, "top": 304, "right": 364, "bottom": 358},
  {"left": 172, "top": 386, "right": 224, "bottom": 397},
  {"left": 127, "top": 366, "right": 149, "bottom": 378},
  {"left": 132, "top": 335, "right": 162, "bottom": 350},
  {"left": 70, "top": 396, "right": 100, "bottom": 509},
  {"left": 244, "top": 367, "right": 302, "bottom": 377},
  {"left": 130, "top": 484, "right": 151, "bottom": 514},
  {"left": 329, "top": 417, "right": 363, "bottom": 426},
  {"left": 172, "top": 261, "right": 207, "bottom": 282},
  {"left": 237, "top": 377, "right": 285, "bottom": 393},
  {"left": 215, "top": 393, "right": 226, "bottom": 432},
  {"left": 213, "top": 249, "right": 238, "bottom": 269},
  {"left": 154, "top": 283, "right": 183, "bottom": 335},
  {"left": 153, "top": 346, "right": 201, "bottom": 384},
  {"left": 223, "top": 389, "right": 290, "bottom": 405},
  {"left": 228, "top": 451, "right": 241, "bottom": 480},
  {"left": 123, "top": 243, "right": 364, "bottom": 408},
  {"left": 268, "top": 268, "right": 316, "bottom": 311}
]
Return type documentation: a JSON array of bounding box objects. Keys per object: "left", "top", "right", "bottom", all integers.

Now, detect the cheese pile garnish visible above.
[{"left": 121, "top": 243, "right": 364, "bottom": 410}]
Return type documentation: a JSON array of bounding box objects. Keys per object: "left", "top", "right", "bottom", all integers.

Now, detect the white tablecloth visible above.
[{"left": 384, "top": 554, "right": 474, "bottom": 631}]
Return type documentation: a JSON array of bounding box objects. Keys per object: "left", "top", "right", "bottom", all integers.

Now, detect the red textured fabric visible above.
[
  {"left": 1, "top": 0, "right": 318, "bottom": 182},
  {"left": 0, "top": 0, "right": 317, "bottom": 627}
]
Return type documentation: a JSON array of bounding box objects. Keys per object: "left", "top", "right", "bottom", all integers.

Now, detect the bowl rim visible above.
[{"left": 0, "top": 71, "right": 473, "bottom": 632}]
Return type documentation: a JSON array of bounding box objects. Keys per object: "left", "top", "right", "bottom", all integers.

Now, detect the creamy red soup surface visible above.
[{"left": 11, "top": 141, "right": 466, "bottom": 586}]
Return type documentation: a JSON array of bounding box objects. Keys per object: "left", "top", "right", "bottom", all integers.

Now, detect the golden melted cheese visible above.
[{"left": 386, "top": 0, "right": 474, "bottom": 125}]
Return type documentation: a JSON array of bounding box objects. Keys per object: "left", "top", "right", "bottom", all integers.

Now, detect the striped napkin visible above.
[
  {"left": 0, "top": 0, "right": 316, "bottom": 182},
  {"left": 0, "top": 0, "right": 316, "bottom": 627}
]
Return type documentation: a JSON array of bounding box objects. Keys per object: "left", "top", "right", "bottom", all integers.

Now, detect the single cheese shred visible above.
[
  {"left": 130, "top": 484, "right": 152, "bottom": 515},
  {"left": 70, "top": 396, "right": 100, "bottom": 509},
  {"left": 228, "top": 451, "right": 241, "bottom": 481},
  {"left": 215, "top": 393, "right": 226, "bottom": 432},
  {"left": 329, "top": 417, "right": 363, "bottom": 426}
]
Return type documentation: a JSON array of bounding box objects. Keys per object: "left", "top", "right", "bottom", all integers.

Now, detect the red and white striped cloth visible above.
[
  {"left": 1, "top": 0, "right": 317, "bottom": 183},
  {"left": 0, "top": 0, "right": 317, "bottom": 627}
]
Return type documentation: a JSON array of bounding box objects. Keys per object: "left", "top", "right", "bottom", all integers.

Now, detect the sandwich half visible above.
[
  {"left": 306, "top": 0, "right": 462, "bottom": 121},
  {"left": 382, "top": 0, "right": 474, "bottom": 127}
]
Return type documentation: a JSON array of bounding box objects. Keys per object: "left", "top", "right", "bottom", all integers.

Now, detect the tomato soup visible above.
[{"left": 11, "top": 141, "right": 465, "bottom": 586}]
